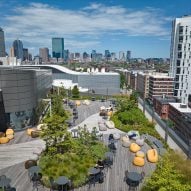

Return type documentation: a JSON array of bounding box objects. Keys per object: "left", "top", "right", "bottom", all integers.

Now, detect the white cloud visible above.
[{"left": 1, "top": 2, "right": 171, "bottom": 53}]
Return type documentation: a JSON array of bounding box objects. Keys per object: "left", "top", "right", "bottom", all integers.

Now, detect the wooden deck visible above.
[{"left": 0, "top": 135, "right": 156, "bottom": 191}]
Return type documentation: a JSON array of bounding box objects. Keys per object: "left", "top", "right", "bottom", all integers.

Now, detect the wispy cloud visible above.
[{"left": 1, "top": 2, "right": 171, "bottom": 53}]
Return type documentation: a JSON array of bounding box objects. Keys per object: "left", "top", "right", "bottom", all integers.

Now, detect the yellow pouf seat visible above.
[
  {"left": 133, "top": 157, "right": 145, "bottom": 166},
  {"left": 27, "top": 128, "right": 35, "bottom": 136},
  {"left": 147, "top": 149, "right": 158, "bottom": 163},
  {"left": 6, "top": 128, "right": 14, "bottom": 136},
  {"left": 6, "top": 134, "right": 14, "bottom": 140},
  {"left": 0, "top": 137, "right": 10, "bottom": 144},
  {"left": 136, "top": 151, "right": 145, "bottom": 158},
  {"left": 75, "top": 100, "right": 81, "bottom": 106},
  {"left": 122, "top": 136, "right": 131, "bottom": 148},
  {"left": 130, "top": 143, "right": 141, "bottom": 153},
  {"left": 107, "top": 111, "right": 113, "bottom": 116}
]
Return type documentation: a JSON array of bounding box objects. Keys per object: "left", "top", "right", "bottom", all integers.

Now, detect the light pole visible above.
[
  {"left": 165, "top": 120, "right": 168, "bottom": 143},
  {"left": 43, "top": 98, "right": 52, "bottom": 116}
]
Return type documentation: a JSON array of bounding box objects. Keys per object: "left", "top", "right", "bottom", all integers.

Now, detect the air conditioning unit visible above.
[{"left": 180, "top": 103, "right": 187, "bottom": 108}]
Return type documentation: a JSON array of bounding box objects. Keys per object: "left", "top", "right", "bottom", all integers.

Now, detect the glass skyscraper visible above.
[
  {"left": 52, "top": 38, "right": 64, "bottom": 59},
  {"left": 13, "top": 39, "right": 23, "bottom": 60},
  {"left": 0, "top": 28, "right": 6, "bottom": 57}
]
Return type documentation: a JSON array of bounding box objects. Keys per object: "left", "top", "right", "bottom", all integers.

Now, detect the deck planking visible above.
[{"left": 0, "top": 134, "right": 156, "bottom": 191}]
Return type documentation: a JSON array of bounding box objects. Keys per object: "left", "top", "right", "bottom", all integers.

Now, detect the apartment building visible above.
[
  {"left": 148, "top": 74, "right": 174, "bottom": 101},
  {"left": 169, "top": 103, "right": 191, "bottom": 144},
  {"left": 137, "top": 72, "right": 150, "bottom": 99},
  {"left": 169, "top": 15, "right": 191, "bottom": 104},
  {"left": 153, "top": 96, "right": 177, "bottom": 119}
]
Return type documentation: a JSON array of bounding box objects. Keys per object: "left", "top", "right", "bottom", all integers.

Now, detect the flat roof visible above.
[
  {"left": 18, "top": 65, "right": 119, "bottom": 76},
  {"left": 154, "top": 96, "right": 177, "bottom": 104},
  {"left": 169, "top": 102, "right": 191, "bottom": 113}
]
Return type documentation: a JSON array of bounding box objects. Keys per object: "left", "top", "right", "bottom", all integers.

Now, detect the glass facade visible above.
[
  {"left": 52, "top": 38, "right": 64, "bottom": 58},
  {"left": 0, "top": 28, "right": 5, "bottom": 57}
]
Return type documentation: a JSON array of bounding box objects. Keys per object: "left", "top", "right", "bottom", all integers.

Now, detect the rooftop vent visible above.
[{"left": 180, "top": 103, "right": 187, "bottom": 108}]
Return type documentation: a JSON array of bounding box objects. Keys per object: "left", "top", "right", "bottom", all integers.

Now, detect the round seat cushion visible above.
[
  {"left": 136, "top": 151, "right": 145, "bottom": 158},
  {"left": 6, "top": 134, "right": 14, "bottom": 140},
  {"left": 27, "top": 128, "right": 35, "bottom": 136},
  {"left": 31, "top": 130, "right": 41, "bottom": 138},
  {"left": 133, "top": 157, "right": 145, "bottom": 166},
  {"left": 107, "top": 111, "right": 113, "bottom": 116},
  {"left": 6, "top": 128, "right": 14, "bottom": 136},
  {"left": 130, "top": 143, "right": 141, "bottom": 153},
  {"left": 113, "top": 133, "right": 120, "bottom": 140},
  {"left": 122, "top": 136, "right": 131, "bottom": 148},
  {"left": 75, "top": 100, "right": 81, "bottom": 106},
  {"left": 136, "top": 138, "right": 144, "bottom": 146},
  {"left": 0, "top": 137, "right": 10, "bottom": 144},
  {"left": 24, "top": 160, "right": 37, "bottom": 169}
]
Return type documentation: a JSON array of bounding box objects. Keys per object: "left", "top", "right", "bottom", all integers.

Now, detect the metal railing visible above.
[{"left": 138, "top": 97, "right": 190, "bottom": 158}]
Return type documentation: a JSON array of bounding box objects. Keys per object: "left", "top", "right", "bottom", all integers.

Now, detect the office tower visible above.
[
  {"left": 0, "top": 28, "right": 6, "bottom": 57},
  {"left": 126, "top": 51, "right": 131, "bottom": 61},
  {"left": 52, "top": 38, "right": 64, "bottom": 59},
  {"left": 105, "top": 50, "right": 111, "bottom": 61},
  {"left": 64, "top": 49, "right": 69, "bottom": 62},
  {"left": 83, "top": 52, "right": 88, "bottom": 59},
  {"left": 10, "top": 47, "right": 14, "bottom": 57},
  {"left": 74, "top": 53, "right": 80, "bottom": 59},
  {"left": 111, "top": 52, "right": 116, "bottom": 61},
  {"left": 91, "top": 50, "right": 97, "bottom": 62},
  {"left": 119, "top": 51, "right": 125, "bottom": 61},
  {"left": 39, "top": 48, "right": 49, "bottom": 63},
  {"left": 169, "top": 15, "right": 191, "bottom": 104},
  {"left": 23, "top": 48, "right": 29, "bottom": 61},
  {"left": 13, "top": 39, "right": 23, "bottom": 60},
  {"left": 28, "top": 53, "right": 32, "bottom": 61}
]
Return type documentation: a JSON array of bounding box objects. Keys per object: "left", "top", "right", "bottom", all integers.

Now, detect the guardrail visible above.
[{"left": 138, "top": 97, "right": 190, "bottom": 158}]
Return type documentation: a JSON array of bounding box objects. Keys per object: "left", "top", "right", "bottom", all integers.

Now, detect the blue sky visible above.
[{"left": 0, "top": 0, "right": 190, "bottom": 58}]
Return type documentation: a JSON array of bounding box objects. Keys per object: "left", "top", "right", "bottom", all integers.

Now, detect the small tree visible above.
[{"left": 72, "top": 85, "right": 79, "bottom": 98}]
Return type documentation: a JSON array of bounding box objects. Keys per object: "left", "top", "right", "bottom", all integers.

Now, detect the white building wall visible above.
[{"left": 169, "top": 16, "right": 191, "bottom": 104}]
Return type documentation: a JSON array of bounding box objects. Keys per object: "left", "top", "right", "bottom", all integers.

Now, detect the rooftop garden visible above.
[
  {"left": 39, "top": 94, "right": 107, "bottom": 188},
  {"left": 111, "top": 93, "right": 191, "bottom": 190}
]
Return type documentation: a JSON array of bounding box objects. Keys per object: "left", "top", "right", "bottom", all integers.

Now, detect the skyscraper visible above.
[
  {"left": 91, "top": 50, "right": 96, "bottom": 62},
  {"left": 0, "top": 28, "right": 6, "bottom": 57},
  {"left": 169, "top": 15, "right": 191, "bottom": 104},
  {"left": 126, "top": 51, "right": 131, "bottom": 61},
  {"left": 13, "top": 39, "right": 23, "bottom": 60},
  {"left": 52, "top": 38, "right": 64, "bottom": 59},
  {"left": 64, "top": 49, "right": 69, "bottom": 62},
  {"left": 119, "top": 51, "right": 125, "bottom": 61},
  {"left": 39, "top": 48, "right": 49, "bottom": 63},
  {"left": 23, "top": 48, "right": 29, "bottom": 61},
  {"left": 105, "top": 50, "right": 111, "bottom": 61}
]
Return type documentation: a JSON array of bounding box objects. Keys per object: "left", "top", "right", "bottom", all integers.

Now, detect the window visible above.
[
  {"left": 178, "top": 52, "right": 182, "bottom": 59},
  {"left": 178, "top": 44, "right": 182, "bottom": 51},
  {"left": 175, "top": 75, "right": 179, "bottom": 81},
  {"left": 179, "top": 26, "right": 183, "bottom": 34},
  {"left": 179, "top": 36, "right": 183, "bottom": 42},
  {"left": 176, "top": 68, "right": 181, "bottom": 74},
  {"left": 175, "top": 83, "right": 179, "bottom": 89},
  {"left": 177, "top": 60, "right": 180, "bottom": 66},
  {"left": 174, "top": 90, "right": 178, "bottom": 96}
]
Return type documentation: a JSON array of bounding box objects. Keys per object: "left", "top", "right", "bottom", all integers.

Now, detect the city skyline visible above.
[{"left": 0, "top": 0, "right": 190, "bottom": 58}]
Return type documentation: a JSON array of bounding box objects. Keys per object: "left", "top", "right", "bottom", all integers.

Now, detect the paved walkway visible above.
[{"left": 70, "top": 113, "right": 123, "bottom": 135}]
